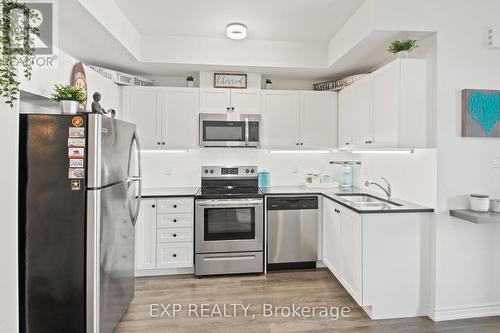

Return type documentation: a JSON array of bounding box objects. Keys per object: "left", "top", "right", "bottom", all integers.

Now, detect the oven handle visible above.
[
  {"left": 203, "top": 255, "right": 256, "bottom": 262},
  {"left": 196, "top": 199, "right": 263, "bottom": 207},
  {"left": 245, "top": 117, "right": 249, "bottom": 146}
]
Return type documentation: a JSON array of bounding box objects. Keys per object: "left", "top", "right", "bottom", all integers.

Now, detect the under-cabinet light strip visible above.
[
  {"left": 141, "top": 149, "right": 188, "bottom": 153},
  {"left": 351, "top": 149, "right": 414, "bottom": 154}
]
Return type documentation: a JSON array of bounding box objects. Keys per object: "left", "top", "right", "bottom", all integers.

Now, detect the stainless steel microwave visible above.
[{"left": 199, "top": 113, "right": 261, "bottom": 147}]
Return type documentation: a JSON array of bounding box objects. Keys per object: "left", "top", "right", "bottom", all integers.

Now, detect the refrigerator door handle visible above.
[{"left": 128, "top": 132, "right": 142, "bottom": 226}]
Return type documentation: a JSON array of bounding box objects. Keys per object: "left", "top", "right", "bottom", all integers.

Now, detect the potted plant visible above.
[
  {"left": 186, "top": 75, "right": 195, "bottom": 87},
  {"left": 264, "top": 78, "right": 272, "bottom": 89},
  {"left": 388, "top": 39, "right": 419, "bottom": 58},
  {"left": 51, "top": 84, "right": 86, "bottom": 114},
  {"left": 0, "top": 1, "right": 39, "bottom": 107}
]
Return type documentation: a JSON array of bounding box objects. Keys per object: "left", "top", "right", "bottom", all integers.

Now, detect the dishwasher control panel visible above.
[{"left": 267, "top": 196, "right": 318, "bottom": 210}]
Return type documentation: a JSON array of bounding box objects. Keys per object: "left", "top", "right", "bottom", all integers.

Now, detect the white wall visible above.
[{"left": 0, "top": 100, "right": 19, "bottom": 332}]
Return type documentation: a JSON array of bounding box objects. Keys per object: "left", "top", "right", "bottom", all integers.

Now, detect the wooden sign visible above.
[
  {"left": 214, "top": 73, "right": 247, "bottom": 89},
  {"left": 72, "top": 62, "right": 88, "bottom": 111}
]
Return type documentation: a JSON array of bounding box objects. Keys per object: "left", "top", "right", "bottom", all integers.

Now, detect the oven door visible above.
[{"left": 195, "top": 198, "right": 263, "bottom": 253}]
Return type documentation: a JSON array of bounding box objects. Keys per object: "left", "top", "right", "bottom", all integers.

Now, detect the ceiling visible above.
[{"left": 114, "top": 0, "right": 365, "bottom": 42}]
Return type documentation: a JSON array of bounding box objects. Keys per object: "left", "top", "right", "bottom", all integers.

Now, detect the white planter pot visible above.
[
  {"left": 397, "top": 50, "right": 410, "bottom": 58},
  {"left": 187, "top": 81, "right": 194, "bottom": 87},
  {"left": 265, "top": 83, "right": 272, "bottom": 90},
  {"left": 60, "top": 100, "right": 79, "bottom": 114}
]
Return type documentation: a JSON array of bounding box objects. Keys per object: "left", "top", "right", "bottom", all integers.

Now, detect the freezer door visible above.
[
  {"left": 87, "top": 181, "right": 137, "bottom": 333},
  {"left": 87, "top": 114, "right": 138, "bottom": 188}
]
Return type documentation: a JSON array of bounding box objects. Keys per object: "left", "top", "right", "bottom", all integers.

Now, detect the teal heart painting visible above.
[{"left": 462, "top": 89, "right": 500, "bottom": 137}]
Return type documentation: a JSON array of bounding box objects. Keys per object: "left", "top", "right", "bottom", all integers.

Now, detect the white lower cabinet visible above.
[
  {"left": 135, "top": 197, "right": 194, "bottom": 276},
  {"left": 157, "top": 243, "right": 193, "bottom": 269},
  {"left": 322, "top": 197, "right": 429, "bottom": 319},
  {"left": 135, "top": 199, "right": 157, "bottom": 270}
]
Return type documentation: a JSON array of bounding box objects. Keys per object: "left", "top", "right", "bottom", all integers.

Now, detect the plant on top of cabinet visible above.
[
  {"left": 388, "top": 38, "right": 419, "bottom": 58},
  {"left": 186, "top": 75, "right": 194, "bottom": 87},
  {"left": 0, "top": 1, "right": 39, "bottom": 107},
  {"left": 51, "top": 84, "right": 86, "bottom": 115}
]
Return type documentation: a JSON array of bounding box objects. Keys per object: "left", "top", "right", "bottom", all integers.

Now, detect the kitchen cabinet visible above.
[
  {"left": 135, "top": 199, "right": 157, "bottom": 271},
  {"left": 134, "top": 197, "right": 194, "bottom": 276},
  {"left": 200, "top": 88, "right": 261, "bottom": 118},
  {"left": 122, "top": 87, "right": 162, "bottom": 149},
  {"left": 122, "top": 87, "right": 199, "bottom": 149},
  {"left": 261, "top": 90, "right": 301, "bottom": 148},
  {"left": 321, "top": 197, "right": 430, "bottom": 319},
  {"left": 300, "top": 91, "right": 337, "bottom": 149},
  {"left": 262, "top": 90, "right": 337, "bottom": 149},
  {"left": 339, "top": 207, "right": 363, "bottom": 305},
  {"left": 322, "top": 199, "right": 341, "bottom": 275},
  {"left": 338, "top": 59, "right": 427, "bottom": 149}
]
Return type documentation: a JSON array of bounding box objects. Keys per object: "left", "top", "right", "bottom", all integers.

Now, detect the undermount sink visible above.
[{"left": 336, "top": 193, "right": 402, "bottom": 208}]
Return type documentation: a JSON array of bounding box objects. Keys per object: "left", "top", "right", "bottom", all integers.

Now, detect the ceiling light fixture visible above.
[{"left": 226, "top": 23, "right": 247, "bottom": 40}]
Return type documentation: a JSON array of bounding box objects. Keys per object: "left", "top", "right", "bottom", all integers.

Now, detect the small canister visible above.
[
  {"left": 258, "top": 170, "right": 270, "bottom": 188},
  {"left": 469, "top": 194, "right": 490, "bottom": 212},
  {"left": 490, "top": 199, "right": 500, "bottom": 213}
]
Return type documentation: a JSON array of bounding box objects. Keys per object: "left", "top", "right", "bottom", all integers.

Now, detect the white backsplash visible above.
[{"left": 141, "top": 148, "right": 436, "bottom": 207}]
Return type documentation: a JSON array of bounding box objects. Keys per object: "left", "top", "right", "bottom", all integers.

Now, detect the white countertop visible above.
[{"left": 142, "top": 187, "right": 199, "bottom": 197}]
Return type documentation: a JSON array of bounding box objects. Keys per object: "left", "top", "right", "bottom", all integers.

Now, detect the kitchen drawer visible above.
[
  {"left": 157, "top": 198, "right": 194, "bottom": 214},
  {"left": 157, "top": 228, "right": 193, "bottom": 243},
  {"left": 157, "top": 242, "right": 193, "bottom": 268},
  {"left": 157, "top": 213, "right": 193, "bottom": 228}
]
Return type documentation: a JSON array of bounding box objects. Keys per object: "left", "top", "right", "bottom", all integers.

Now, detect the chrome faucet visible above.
[{"left": 365, "top": 177, "right": 392, "bottom": 200}]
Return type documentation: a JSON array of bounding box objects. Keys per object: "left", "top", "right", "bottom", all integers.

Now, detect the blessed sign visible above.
[{"left": 214, "top": 73, "right": 247, "bottom": 89}]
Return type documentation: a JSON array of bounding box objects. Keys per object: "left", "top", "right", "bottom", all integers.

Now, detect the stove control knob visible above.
[
  {"left": 245, "top": 169, "right": 250, "bottom": 174},
  {"left": 210, "top": 169, "right": 214, "bottom": 174},
  {"left": 250, "top": 169, "right": 255, "bottom": 174},
  {"left": 204, "top": 169, "right": 209, "bottom": 174}
]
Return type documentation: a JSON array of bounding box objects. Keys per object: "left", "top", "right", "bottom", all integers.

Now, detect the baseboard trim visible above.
[
  {"left": 429, "top": 303, "right": 500, "bottom": 321},
  {"left": 135, "top": 267, "right": 194, "bottom": 277}
]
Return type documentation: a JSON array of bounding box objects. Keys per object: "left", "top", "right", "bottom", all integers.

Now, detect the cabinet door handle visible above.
[
  {"left": 300, "top": 143, "right": 304, "bottom": 146},
  {"left": 162, "top": 142, "right": 166, "bottom": 145},
  {"left": 345, "top": 142, "right": 350, "bottom": 145},
  {"left": 157, "top": 142, "right": 161, "bottom": 145},
  {"left": 296, "top": 143, "right": 300, "bottom": 146},
  {"left": 227, "top": 107, "right": 230, "bottom": 111},
  {"left": 231, "top": 107, "right": 235, "bottom": 111},
  {"left": 365, "top": 140, "right": 372, "bottom": 144},
  {"left": 152, "top": 204, "right": 156, "bottom": 208},
  {"left": 173, "top": 204, "right": 178, "bottom": 208}
]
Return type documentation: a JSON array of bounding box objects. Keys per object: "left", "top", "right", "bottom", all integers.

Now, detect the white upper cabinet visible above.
[
  {"left": 300, "top": 91, "right": 337, "bottom": 149},
  {"left": 200, "top": 88, "right": 261, "bottom": 118},
  {"left": 122, "top": 87, "right": 163, "bottom": 149},
  {"left": 122, "top": 87, "right": 199, "bottom": 149},
  {"left": 230, "top": 89, "right": 262, "bottom": 115},
  {"left": 338, "top": 77, "right": 371, "bottom": 147},
  {"left": 164, "top": 88, "right": 199, "bottom": 148},
  {"left": 199, "top": 88, "right": 231, "bottom": 114},
  {"left": 338, "top": 59, "right": 427, "bottom": 149},
  {"left": 262, "top": 90, "right": 301, "bottom": 148},
  {"left": 262, "top": 90, "right": 337, "bottom": 149}
]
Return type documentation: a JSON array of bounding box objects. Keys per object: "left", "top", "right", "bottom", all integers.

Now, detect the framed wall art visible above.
[
  {"left": 462, "top": 89, "right": 500, "bottom": 137},
  {"left": 214, "top": 73, "right": 247, "bottom": 89}
]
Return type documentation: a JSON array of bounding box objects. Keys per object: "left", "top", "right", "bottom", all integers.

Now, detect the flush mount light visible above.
[{"left": 226, "top": 23, "right": 247, "bottom": 40}]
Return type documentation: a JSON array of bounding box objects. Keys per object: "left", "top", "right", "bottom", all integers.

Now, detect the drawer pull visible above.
[
  {"left": 173, "top": 254, "right": 177, "bottom": 258},
  {"left": 173, "top": 219, "right": 177, "bottom": 223},
  {"left": 173, "top": 205, "right": 178, "bottom": 208},
  {"left": 173, "top": 234, "right": 177, "bottom": 238}
]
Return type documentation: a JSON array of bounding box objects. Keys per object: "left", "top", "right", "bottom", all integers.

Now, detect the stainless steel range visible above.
[{"left": 195, "top": 166, "right": 264, "bottom": 276}]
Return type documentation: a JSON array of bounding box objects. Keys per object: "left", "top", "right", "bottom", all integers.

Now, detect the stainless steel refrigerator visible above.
[{"left": 18, "top": 113, "right": 142, "bottom": 333}]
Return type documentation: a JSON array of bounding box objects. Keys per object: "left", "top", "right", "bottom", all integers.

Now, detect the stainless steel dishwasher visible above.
[{"left": 267, "top": 196, "right": 318, "bottom": 270}]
